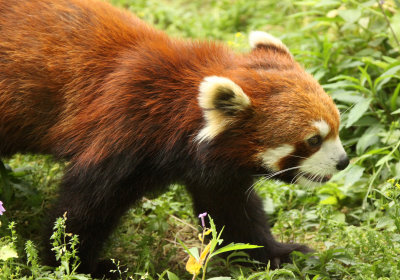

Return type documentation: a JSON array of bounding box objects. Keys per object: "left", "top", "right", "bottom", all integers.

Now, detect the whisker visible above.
[
  {"left": 246, "top": 177, "right": 267, "bottom": 201},
  {"left": 262, "top": 165, "right": 305, "bottom": 180},
  {"left": 340, "top": 103, "right": 355, "bottom": 118},
  {"left": 248, "top": 162, "right": 333, "bottom": 199},
  {"left": 291, "top": 171, "right": 306, "bottom": 184},
  {"left": 285, "top": 154, "right": 308, "bottom": 160},
  {"left": 246, "top": 165, "right": 306, "bottom": 201}
]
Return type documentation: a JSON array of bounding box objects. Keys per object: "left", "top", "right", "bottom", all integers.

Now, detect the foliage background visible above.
[{"left": 0, "top": 0, "right": 399, "bottom": 279}]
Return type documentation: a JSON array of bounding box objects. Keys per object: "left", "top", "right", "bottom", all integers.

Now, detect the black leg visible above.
[
  {"left": 42, "top": 157, "right": 146, "bottom": 276},
  {"left": 187, "top": 180, "right": 311, "bottom": 267}
]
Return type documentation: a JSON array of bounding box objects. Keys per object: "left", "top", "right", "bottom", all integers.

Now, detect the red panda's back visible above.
[
  {"left": 0, "top": 0, "right": 168, "bottom": 155},
  {"left": 0, "top": 0, "right": 164, "bottom": 89}
]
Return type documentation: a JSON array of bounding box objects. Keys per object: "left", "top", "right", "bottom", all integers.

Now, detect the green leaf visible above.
[
  {"left": 331, "top": 90, "right": 364, "bottom": 103},
  {"left": 376, "top": 140, "right": 400, "bottom": 166},
  {"left": 391, "top": 83, "right": 400, "bottom": 111},
  {"left": 167, "top": 271, "right": 180, "bottom": 280},
  {"left": 188, "top": 247, "right": 200, "bottom": 261},
  {"left": 208, "top": 215, "right": 224, "bottom": 255},
  {"left": 270, "top": 269, "right": 296, "bottom": 278},
  {"left": 356, "top": 125, "right": 382, "bottom": 155},
  {"left": 376, "top": 216, "right": 396, "bottom": 231},
  {"left": 346, "top": 98, "right": 372, "bottom": 128},
  {"left": 210, "top": 243, "right": 262, "bottom": 257},
  {"left": 392, "top": 108, "right": 400, "bottom": 115},
  {"left": 0, "top": 244, "right": 18, "bottom": 261},
  {"left": 388, "top": 13, "right": 400, "bottom": 48},
  {"left": 344, "top": 165, "right": 365, "bottom": 187},
  {"left": 332, "top": 213, "right": 346, "bottom": 224},
  {"left": 338, "top": 9, "right": 361, "bottom": 24},
  {"left": 319, "top": 196, "right": 338, "bottom": 205},
  {"left": 263, "top": 196, "right": 275, "bottom": 214},
  {"left": 208, "top": 215, "right": 217, "bottom": 240},
  {"left": 374, "top": 64, "right": 400, "bottom": 92},
  {"left": 71, "top": 276, "right": 91, "bottom": 280},
  {"left": 177, "top": 238, "right": 197, "bottom": 259}
]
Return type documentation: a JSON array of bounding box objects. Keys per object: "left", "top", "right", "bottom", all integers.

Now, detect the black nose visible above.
[{"left": 336, "top": 154, "right": 349, "bottom": 171}]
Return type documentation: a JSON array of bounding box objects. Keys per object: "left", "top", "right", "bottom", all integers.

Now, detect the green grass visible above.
[{"left": 1, "top": 0, "right": 400, "bottom": 279}]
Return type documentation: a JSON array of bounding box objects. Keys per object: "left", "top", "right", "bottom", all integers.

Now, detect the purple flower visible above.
[
  {"left": 0, "top": 201, "right": 5, "bottom": 215},
  {"left": 198, "top": 212, "right": 207, "bottom": 227}
]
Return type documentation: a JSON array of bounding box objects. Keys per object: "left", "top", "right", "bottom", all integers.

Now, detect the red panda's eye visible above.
[{"left": 307, "top": 135, "right": 322, "bottom": 147}]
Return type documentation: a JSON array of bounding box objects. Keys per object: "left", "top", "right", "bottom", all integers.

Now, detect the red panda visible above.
[{"left": 0, "top": 0, "right": 349, "bottom": 276}]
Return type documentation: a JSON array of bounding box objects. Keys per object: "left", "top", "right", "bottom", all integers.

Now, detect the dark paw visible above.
[
  {"left": 269, "top": 243, "right": 314, "bottom": 269},
  {"left": 91, "top": 259, "right": 126, "bottom": 280}
]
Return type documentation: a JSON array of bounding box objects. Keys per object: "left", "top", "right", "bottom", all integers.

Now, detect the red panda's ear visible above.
[
  {"left": 196, "top": 76, "right": 251, "bottom": 142},
  {"left": 249, "top": 31, "right": 291, "bottom": 56},
  {"left": 198, "top": 76, "right": 251, "bottom": 115}
]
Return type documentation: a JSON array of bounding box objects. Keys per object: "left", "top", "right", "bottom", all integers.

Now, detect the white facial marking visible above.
[
  {"left": 259, "top": 144, "right": 294, "bottom": 171},
  {"left": 249, "top": 31, "right": 290, "bottom": 54},
  {"left": 196, "top": 76, "right": 250, "bottom": 143},
  {"left": 298, "top": 136, "right": 346, "bottom": 185},
  {"left": 313, "top": 120, "right": 330, "bottom": 138}
]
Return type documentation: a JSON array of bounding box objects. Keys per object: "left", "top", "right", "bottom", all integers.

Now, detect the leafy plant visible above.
[{"left": 179, "top": 213, "right": 261, "bottom": 280}]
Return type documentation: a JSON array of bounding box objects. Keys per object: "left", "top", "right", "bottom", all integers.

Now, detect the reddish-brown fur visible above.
[
  {"left": 0, "top": 0, "right": 338, "bottom": 164},
  {"left": 0, "top": 0, "right": 340, "bottom": 276}
]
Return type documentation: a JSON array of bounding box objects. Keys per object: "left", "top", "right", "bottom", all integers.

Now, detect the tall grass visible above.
[{"left": 0, "top": 0, "right": 399, "bottom": 279}]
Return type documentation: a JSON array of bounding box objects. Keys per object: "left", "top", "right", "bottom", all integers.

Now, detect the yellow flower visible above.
[
  {"left": 200, "top": 242, "right": 211, "bottom": 260},
  {"left": 185, "top": 242, "right": 211, "bottom": 276},
  {"left": 198, "top": 229, "right": 213, "bottom": 241},
  {"left": 186, "top": 255, "right": 202, "bottom": 276}
]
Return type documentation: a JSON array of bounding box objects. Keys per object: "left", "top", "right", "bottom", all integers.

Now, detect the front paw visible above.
[{"left": 269, "top": 242, "right": 313, "bottom": 268}]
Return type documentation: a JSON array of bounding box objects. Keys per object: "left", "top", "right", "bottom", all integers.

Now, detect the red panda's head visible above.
[{"left": 196, "top": 31, "right": 349, "bottom": 186}]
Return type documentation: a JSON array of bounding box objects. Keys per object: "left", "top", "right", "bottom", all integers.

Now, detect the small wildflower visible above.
[
  {"left": 185, "top": 242, "right": 211, "bottom": 276},
  {"left": 235, "top": 32, "right": 242, "bottom": 37},
  {"left": 186, "top": 255, "right": 202, "bottom": 276},
  {"left": 198, "top": 212, "right": 207, "bottom": 227},
  {"left": 199, "top": 242, "right": 211, "bottom": 261},
  {"left": 198, "top": 229, "right": 211, "bottom": 242},
  {"left": 0, "top": 201, "right": 5, "bottom": 215}
]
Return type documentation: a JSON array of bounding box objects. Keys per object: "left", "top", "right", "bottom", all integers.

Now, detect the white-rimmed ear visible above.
[
  {"left": 196, "top": 76, "right": 251, "bottom": 142},
  {"left": 249, "top": 31, "right": 290, "bottom": 55},
  {"left": 198, "top": 76, "right": 250, "bottom": 114}
]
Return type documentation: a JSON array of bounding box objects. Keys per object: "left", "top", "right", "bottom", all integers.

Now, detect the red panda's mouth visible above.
[{"left": 302, "top": 173, "right": 332, "bottom": 183}]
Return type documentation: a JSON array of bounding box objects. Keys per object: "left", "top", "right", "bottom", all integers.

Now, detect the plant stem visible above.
[{"left": 377, "top": 0, "right": 400, "bottom": 48}]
